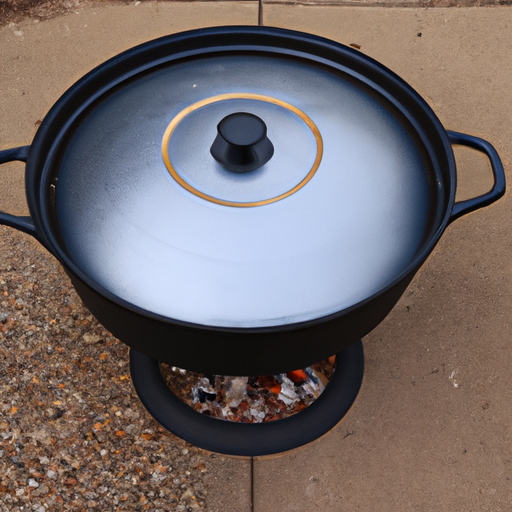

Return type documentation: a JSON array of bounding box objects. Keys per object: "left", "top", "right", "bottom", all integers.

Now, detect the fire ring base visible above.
[{"left": 129, "top": 341, "right": 364, "bottom": 457}]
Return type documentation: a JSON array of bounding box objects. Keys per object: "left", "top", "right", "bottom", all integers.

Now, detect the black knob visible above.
[{"left": 210, "top": 113, "right": 274, "bottom": 173}]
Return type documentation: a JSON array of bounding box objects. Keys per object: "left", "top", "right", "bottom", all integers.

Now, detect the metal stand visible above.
[{"left": 129, "top": 341, "right": 364, "bottom": 457}]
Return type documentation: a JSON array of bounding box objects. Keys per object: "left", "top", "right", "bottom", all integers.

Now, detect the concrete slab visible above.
[
  {"left": 0, "top": 3, "right": 258, "bottom": 511},
  {"left": 254, "top": 6, "right": 512, "bottom": 512},
  {"left": 264, "top": 0, "right": 503, "bottom": 7}
]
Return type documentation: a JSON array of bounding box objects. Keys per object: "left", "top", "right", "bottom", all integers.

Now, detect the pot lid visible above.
[{"left": 54, "top": 31, "right": 434, "bottom": 328}]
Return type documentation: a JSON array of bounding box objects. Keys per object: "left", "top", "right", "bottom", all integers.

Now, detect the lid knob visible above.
[{"left": 210, "top": 113, "right": 274, "bottom": 173}]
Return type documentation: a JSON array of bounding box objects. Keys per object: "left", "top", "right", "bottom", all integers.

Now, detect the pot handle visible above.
[
  {"left": 0, "top": 145, "right": 38, "bottom": 238},
  {"left": 448, "top": 131, "right": 506, "bottom": 223}
]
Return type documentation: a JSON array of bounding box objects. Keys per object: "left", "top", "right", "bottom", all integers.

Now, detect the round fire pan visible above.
[{"left": 129, "top": 341, "right": 364, "bottom": 457}]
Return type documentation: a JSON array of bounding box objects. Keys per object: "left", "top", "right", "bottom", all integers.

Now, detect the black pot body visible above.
[
  {"left": 1, "top": 26, "right": 503, "bottom": 375},
  {"left": 66, "top": 265, "right": 414, "bottom": 375}
]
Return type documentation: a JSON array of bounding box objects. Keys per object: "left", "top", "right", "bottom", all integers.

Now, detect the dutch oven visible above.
[{"left": 0, "top": 26, "right": 505, "bottom": 377}]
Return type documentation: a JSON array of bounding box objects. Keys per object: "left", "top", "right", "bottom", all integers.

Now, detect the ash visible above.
[{"left": 161, "top": 358, "right": 335, "bottom": 423}]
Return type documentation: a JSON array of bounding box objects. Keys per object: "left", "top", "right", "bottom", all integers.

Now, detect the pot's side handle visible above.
[
  {"left": 448, "top": 131, "right": 506, "bottom": 224},
  {"left": 0, "top": 145, "right": 38, "bottom": 238}
]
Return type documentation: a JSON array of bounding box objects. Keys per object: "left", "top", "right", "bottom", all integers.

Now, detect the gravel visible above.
[{"left": 0, "top": 226, "right": 211, "bottom": 511}]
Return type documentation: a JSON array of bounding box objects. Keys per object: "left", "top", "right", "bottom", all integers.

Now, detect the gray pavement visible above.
[{"left": 1, "top": 3, "right": 512, "bottom": 511}]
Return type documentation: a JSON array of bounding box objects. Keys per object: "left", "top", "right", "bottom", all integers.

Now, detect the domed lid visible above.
[{"left": 54, "top": 28, "right": 436, "bottom": 328}]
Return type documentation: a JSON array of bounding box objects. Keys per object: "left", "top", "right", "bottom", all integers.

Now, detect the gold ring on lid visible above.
[{"left": 161, "top": 93, "right": 323, "bottom": 207}]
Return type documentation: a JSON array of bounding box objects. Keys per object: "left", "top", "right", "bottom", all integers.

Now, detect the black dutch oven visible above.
[{"left": 0, "top": 26, "right": 505, "bottom": 379}]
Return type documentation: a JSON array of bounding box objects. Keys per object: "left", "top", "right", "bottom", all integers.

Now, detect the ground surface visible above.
[
  {"left": 1, "top": 3, "right": 511, "bottom": 512},
  {"left": 2, "top": 0, "right": 511, "bottom": 28}
]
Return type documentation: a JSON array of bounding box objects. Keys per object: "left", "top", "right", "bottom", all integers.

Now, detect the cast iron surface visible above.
[
  {"left": 129, "top": 341, "right": 365, "bottom": 457},
  {"left": 0, "top": 27, "right": 505, "bottom": 375},
  {"left": 53, "top": 52, "right": 433, "bottom": 328},
  {"left": 0, "top": 146, "right": 37, "bottom": 238}
]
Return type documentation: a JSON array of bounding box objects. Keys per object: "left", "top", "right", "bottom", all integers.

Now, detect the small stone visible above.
[
  {"left": 180, "top": 488, "right": 194, "bottom": 501},
  {"left": 151, "top": 470, "right": 166, "bottom": 483},
  {"left": 125, "top": 424, "right": 138, "bottom": 434},
  {"left": 28, "top": 478, "right": 39, "bottom": 488},
  {"left": 83, "top": 333, "right": 101, "bottom": 345},
  {"left": 181, "top": 448, "right": 189, "bottom": 456},
  {"left": 47, "top": 470, "right": 57, "bottom": 479},
  {"left": 124, "top": 408, "right": 139, "bottom": 419}
]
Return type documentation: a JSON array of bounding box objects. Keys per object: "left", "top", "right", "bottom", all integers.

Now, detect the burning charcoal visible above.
[
  {"left": 263, "top": 397, "right": 282, "bottom": 421},
  {"left": 255, "top": 375, "right": 281, "bottom": 394},
  {"left": 310, "top": 366, "right": 329, "bottom": 387},
  {"left": 192, "top": 377, "right": 217, "bottom": 403},
  {"left": 224, "top": 376, "right": 248, "bottom": 408},
  {"left": 234, "top": 400, "right": 251, "bottom": 422},
  {"left": 197, "top": 389, "right": 217, "bottom": 403},
  {"left": 286, "top": 369, "right": 308, "bottom": 384},
  {"left": 304, "top": 367, "right": 325, "bottom": 394},
  {"left": 161, "top": 357, "right": 334, "bottom": 424},
  {"left": 276, "top": 375, "right": 299, "bottom": 407},
  {"left": 250, "top": 408, "right": 266, "bottom": 423},
  {"left": 301, "top": 382, "right": 321, "bottom": 404},
  {"left": 311, "top": 358, "right": 335, "bottom": 386},
  {"left": 246, "top": 398, "right": 266, "bottom": 423}
]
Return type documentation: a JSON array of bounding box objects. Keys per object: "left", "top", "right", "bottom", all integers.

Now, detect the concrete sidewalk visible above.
[{"left": 1, "top": 3, "right": 511, "bottom": 511}]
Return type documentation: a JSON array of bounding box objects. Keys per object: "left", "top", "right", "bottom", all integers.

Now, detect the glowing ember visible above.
[{"left": 161, "top": 357, "right": 335, "bottom": 423}]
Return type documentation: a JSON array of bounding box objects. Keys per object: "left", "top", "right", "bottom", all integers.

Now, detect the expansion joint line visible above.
[{"left": 251, "top": 456, "right": 255, "bottom": 512}]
